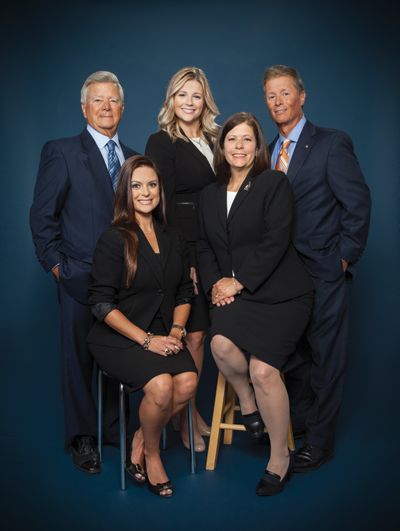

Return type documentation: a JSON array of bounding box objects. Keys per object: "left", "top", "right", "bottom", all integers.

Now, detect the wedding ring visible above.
[{"left": 164, "top": 347, "right": 171, "bottom": 355}]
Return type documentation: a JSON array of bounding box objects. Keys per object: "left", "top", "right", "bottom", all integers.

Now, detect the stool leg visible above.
[
  {"left": 206, "top": 372, "right": 226, "bottom": 471},
  {"left": 287, "top": 418, "right": 295, "bottom": 452},
  {"left": 119, "top": 383, "right": 126, "bottom": 490},
  {"left": 223, "top": 383, "right": 236, "bottom": 445},
  {"left": 97, "top": 369, "right": 103, "bottom": 463},
  {"left": 161, "top": 426, "right": 167, "bottom": 450},
  {"left": 188, "top": 400, "right": 196, "bottom": 474}
]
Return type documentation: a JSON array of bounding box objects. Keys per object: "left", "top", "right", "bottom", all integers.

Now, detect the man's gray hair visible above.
[{"left": 80, "top": 71, "right": 124, "bottom": 104}]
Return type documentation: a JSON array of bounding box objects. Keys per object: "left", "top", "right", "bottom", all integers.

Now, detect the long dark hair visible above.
[
  {"left": 112, "top": 155, "right": 167, "bottom": 286},
  {"left": 213, "top": 112, "right": 270, "bottom": 185}
]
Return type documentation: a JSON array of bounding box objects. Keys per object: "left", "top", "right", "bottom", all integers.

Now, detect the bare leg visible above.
[
  {"left": 185, "top": 330, "right": 210, "bottom": 434},
  {"left": 140, "top": 374, "right": 174, "bottom": 493},
  {"left": 211, "top": 334, "right": 257, "bottom": 414},
  {"left": 140, "top": 372, "right": 196, "bottom": 494},
  {"left": 250, "top": 357, "right": 290, "bottom": 479}
]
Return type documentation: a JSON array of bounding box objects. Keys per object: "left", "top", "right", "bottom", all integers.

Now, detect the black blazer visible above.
[
  {"left": 87, "top": 223, "right": 193, "bottom": 349},
  {"left": 30, "top": 129, "right": 137, "bottom": 302},
  {"left": 270, "top": 121, "right": 371, "bottom": 281},
  {"left": 145, "top": 130, "right": 215, "bottom": 246},
  {"left": 197, "top": 169, "right": 313, "bottom": 304}
]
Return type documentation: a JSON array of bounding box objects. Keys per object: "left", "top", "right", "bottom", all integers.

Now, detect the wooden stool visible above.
[{"left": 205, "top": 371, "right": 295, "bottom": 470}]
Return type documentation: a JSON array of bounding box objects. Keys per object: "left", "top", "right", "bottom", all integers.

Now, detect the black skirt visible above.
[
  {"left": 210, "top": 292, "right": 313, "bottom": 371},
  {"left": 90, "top": 315, "right": 197, "bottom": 391}
]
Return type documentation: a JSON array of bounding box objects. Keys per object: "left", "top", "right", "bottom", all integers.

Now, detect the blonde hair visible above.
[{"left": 158, "top": 67, "right": 219, "bottom": 142}]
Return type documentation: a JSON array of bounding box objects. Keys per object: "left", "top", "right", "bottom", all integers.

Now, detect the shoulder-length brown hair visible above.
[
  {"left": 213, "top": 112, "right": 270, "bottom": 185},
  {"left": 112, "top": 155, "right": 167, "bottom": 286}
]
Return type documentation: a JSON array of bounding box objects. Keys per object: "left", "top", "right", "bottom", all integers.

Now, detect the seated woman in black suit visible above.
[
  {"left": 197, "top": 113, "right": 314, "bottom": 496},
  {"left": 88, "top": 155, "right": 197, "bottom": 497}
]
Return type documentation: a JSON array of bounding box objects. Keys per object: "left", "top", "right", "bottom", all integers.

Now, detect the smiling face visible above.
[
  {"left": 131, "top": 166, "right": 160, "bottom": 219},
  {"left": 81, "top": 82, "right": 124, "bottom": 138},
  {"left": 173, "top": 79, "right": 204, "bottom": 131},
  {"left": 264, "top": 75, "right": 306, "bottom": 136},
  {"left": 223, "top": 122, "right": 257, "bottom": 174}
]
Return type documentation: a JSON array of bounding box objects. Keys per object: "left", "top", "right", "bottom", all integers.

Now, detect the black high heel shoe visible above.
[
  {"left": 242, "top": 410, "right": 265, "bottom": 440},
  {"left": 256, "top": 453, "right": 293, "bottom": 496},
  {"left": 126, "top": 462, "right": 147, "bottom": 484},
  {"left": 147, "top": 479, "right": 174, "bottom": 497},
  {"left": 126, "top": 432, "right": 147, "bottom": 484}
]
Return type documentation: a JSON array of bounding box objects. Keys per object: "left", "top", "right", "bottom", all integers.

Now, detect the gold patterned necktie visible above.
[{"left": 275, "top": 139, "right": 291, "bottom": 174}]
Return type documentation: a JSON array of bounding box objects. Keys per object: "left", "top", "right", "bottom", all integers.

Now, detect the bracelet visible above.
[
  {"left": 171, "top": 323, "right": 187, "bottom": 338},
  {"left": 141, "top": 332, "right": 154, "bottom": 350}
]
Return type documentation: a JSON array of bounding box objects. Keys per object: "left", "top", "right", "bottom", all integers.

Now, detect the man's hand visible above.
[
  {"left": 51, "top": 264, "right": 60, "bottom": 281},
  {"left": 341, "top": 259, "right": 348, "bottom": 272}
]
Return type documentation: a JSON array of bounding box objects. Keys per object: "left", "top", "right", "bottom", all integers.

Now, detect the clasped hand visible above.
[
  {"left": 212, "top": 277, "right": 241, "bottom": 307},
  {"left": 149, "top": 335, "right": 184, "bottom": 356}
]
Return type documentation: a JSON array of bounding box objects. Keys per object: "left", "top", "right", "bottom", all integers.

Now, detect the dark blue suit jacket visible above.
[
  {"left": 30, "top": 129, "right": 137, "bottom": 302},
  {"left": 271, "top": 121, "right": 371, "bottom": 281}
]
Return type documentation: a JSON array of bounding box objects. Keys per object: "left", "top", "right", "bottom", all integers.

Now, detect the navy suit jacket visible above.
[
  {"left": 270, "top": 121, "right": 371, "bottom": 281},
  {"left": 30, "top": 129, "right": 137, "bottom": 302}
]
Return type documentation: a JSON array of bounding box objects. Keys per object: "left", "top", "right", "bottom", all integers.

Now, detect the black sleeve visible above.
[
  {"left": 175, "top": 232, "right": 194, "bottom": 307},
  {"left": 196, "top": 189, "right": 222, "bottom": 296},
  {"left": 88, "top": 229, "right": 125, "bottom": 320}
]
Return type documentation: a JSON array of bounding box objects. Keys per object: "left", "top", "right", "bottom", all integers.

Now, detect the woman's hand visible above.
[
  {"left": 212, "top": 277, "right": 243, "bottom": 305},
  {"left": 147, "top": 334, "right": 184, "bottom": 356}
]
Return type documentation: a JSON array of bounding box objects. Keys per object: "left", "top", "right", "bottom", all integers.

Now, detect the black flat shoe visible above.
[
  {"left": 242, "top": 410, "right": 265, "bottom": 440},
  {"left": 256, "top": 454, "right": 293, "bottom": 496},
  {"left": 126, "top": 463, "right": 147, "bottom": 484},
  {"left": 71, "top": 436, "right": 101, "bottom": 474},
  {"left": 147, "top": 480, "right": 173, "bottom": 497},
  {"left": 293, "top": 444, "right": 333, "bottom": 473}
]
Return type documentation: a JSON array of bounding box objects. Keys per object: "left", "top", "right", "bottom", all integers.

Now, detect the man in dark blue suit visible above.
[
  {"left": 263, "top": 65, "right": 371, "bottom": 472},
  {"left": 30, "top": 71, "right": 137, "bottom": 473}
]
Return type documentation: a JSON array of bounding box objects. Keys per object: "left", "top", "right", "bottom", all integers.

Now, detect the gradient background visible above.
[{"left": 1, "top": 0, "right": 399, "bottom": 529}]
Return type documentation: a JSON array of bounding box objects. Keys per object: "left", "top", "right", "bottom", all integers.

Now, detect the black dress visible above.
[
  {"left": 197, "top": 169, "right": 314, "bottom": 371},
  {"left": 87, "top": 224, "right": 197, "bottom": 390},
  {"left": 145, "top": 130, "right": 216, "bottom": 332}
]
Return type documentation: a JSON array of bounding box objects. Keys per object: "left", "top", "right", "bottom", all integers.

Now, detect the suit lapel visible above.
[
  {"left": 287, "top": 121, "right": 316, "bottom": 185},
  {"left": 216, "top": 183, "right": 228, "bottom": 232},
  {"left": 80, "top": 129, "right": 114, "bottom": 201},
  {"left": 178, "top": 135, "right": 214, "bottom": 174},
  {"left": 227, "top": 172, "right": 255, "bottom": 224}
]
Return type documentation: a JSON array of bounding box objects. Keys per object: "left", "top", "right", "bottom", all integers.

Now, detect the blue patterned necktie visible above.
[{"left": 106, "top": 140, "right": 121, "bottom": 190}]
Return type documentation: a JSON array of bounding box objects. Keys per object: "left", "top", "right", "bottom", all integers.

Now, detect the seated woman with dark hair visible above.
[
  {"left": 88, "top": 155, "right": 197, "bottom": 498},
  {"left": 197, "top": 113, "right": 313, "bottom": 496}
]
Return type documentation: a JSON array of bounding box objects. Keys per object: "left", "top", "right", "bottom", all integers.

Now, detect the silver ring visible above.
[{"left": 164, "top": 347, "right": 171, "bottom": 355}]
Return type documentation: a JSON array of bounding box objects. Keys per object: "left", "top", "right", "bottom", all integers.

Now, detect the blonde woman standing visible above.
[{"left": 145, "top": 67, "right": 219, "bottom": 451}]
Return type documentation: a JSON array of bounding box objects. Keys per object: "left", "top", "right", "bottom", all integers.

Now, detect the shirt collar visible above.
[
  {"left": 86, "top": 124, "right": 121, "bottom": 151},
  {"left": 278, "top": 115, "right": 307, "bottom": 145}
]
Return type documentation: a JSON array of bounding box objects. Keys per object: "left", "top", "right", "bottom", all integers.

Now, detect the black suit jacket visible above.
[
  {"left": 197, "top": 169, "right": 313, "bottom": 304},
  {"left": 145, "top": 130, "right": 215, "bottom": 246},
  {"left": 87, "top": 223, "right": 193, "bottom": 349},
  {"left": 30, "top": 129, "right": 137, "bottom": 302},
  {"left": 270, "top": 121, "right": 371, "bottom": 281}
]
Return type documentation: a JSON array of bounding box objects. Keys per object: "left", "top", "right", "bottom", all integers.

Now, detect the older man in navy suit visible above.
[
  {"left": 263, "top": 65, "right": 371, "bottom": 472},
  {"left": 30, "top": 71, "right": 137, "bottom": 473}
]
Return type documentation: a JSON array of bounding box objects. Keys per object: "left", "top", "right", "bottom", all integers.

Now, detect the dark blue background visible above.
[{"left": 1, "top": 1, "right": 399, "bottom": 529}]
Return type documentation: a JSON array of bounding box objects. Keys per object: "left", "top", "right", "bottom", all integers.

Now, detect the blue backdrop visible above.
[{"left": 1, "top": 1, "right": 399, "bottom": 529}]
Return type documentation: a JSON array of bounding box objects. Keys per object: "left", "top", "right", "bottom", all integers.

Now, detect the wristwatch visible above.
[{"left": 171, "top": 323, "right": 187, "bottom": 338}]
